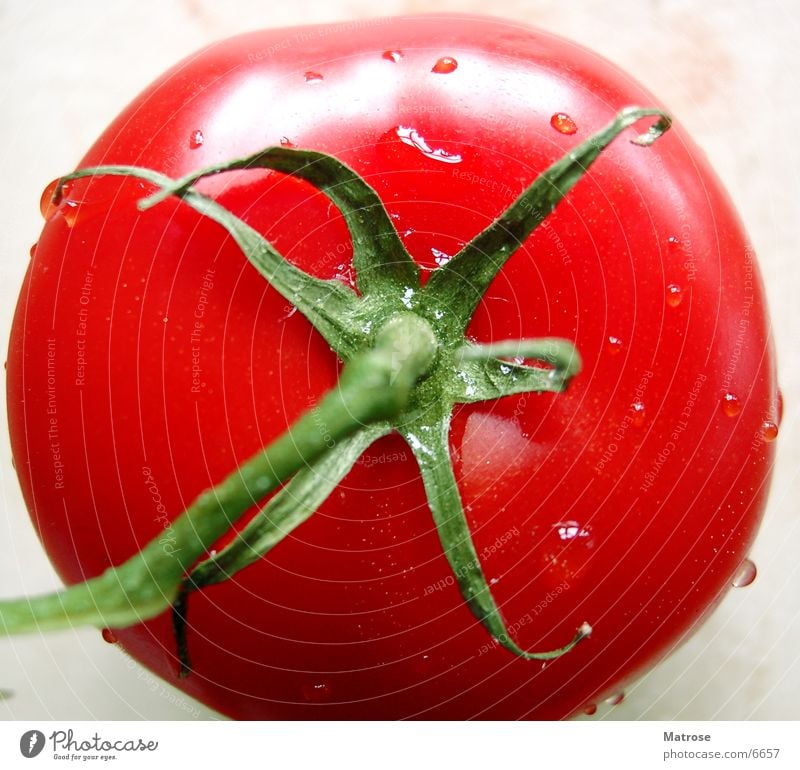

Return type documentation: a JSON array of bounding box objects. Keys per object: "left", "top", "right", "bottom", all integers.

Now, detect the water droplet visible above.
[
  {"left": 302, "top": 680, "right": 333, "bottom": 703},
  {"left": 432, "top": 56, "right": 458, "bottom": 74},
  {"left": 721, "top": 393, "right": 742, "bottom": 417},
  {"left": 550, "top": 112, "right": 577, "bottom": 135},
  {"left": 732, "top": 558, "right": 757, "bottom": 588},
  {"left": 40, "top": 179, "right": 66, "bottom": 221},
  {"left": 431, "top": 247, "right": 452, "bottom": 266},
  {"left": 583, "top": 703, "right": 597, "bottom": 715},
  {"left": 40, "top": 178, "right": 80, "bottom": 226},
  {"left": 606, "top": 691, "right": 625, "bottom": 706},
  {"left": 540, "top": 519, "right": 594, "bottom": 584},
  {"left": 606, "top": 335, "right": 623, "bottom": 355},
  {"left": 760, "top": 420, "right": 778, "bottom": 442},
  {"left": 631, "top": 401, "right": 646, "bottom": 427},
  {"left": 279, "top": 136, "right": 295, "bottom": 148},
  {"left": 188, "top": 129, "right": 204, "bottom": 149},
  {"left": 101, "top": 628, "right": 118, "bottom": 644},
  {"left": 411, "top": 653, "right": 433, "bottom": 675},
  {"left": 666, "top": 283, "right": 683, "bottom": 308},
  {"left": 667, "top": 235, "right": 680, "bottom": 246},
  {"left": 61, "top": 203, "right": 80, "bottom": 228},
  {"left": 396, "top": 125, "right": 462, "bottom": 164},
  {"left": 555, "top": 521, "right": 590, "bottom": 541},
  {"left": 29, "top": 243, "right": 37, "bottom": 259},
  {"left": 304, "top": 71, "right": 324, "bottom": 83},
  {"left": 776, "top": 390, "right": 784, "bottom": 425},
  {"left": 382, "top": 49, "right": 402, "bottom": 63}
]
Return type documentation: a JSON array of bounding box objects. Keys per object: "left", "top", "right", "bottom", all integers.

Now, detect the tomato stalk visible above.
[
  {"left": 0, "top": 314, "right": 436, "bottom": 633},
  {"left": 1, "top": 106, "right": 670, "bottom": 674}
]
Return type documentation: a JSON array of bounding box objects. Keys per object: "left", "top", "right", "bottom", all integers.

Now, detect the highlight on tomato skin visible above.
[{"left": 5, "top": 14, "right": 777, "bottom": 720}]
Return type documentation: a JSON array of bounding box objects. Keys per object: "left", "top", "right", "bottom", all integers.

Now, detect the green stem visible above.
[
  {"left": 173, "top": 423, "right": 390, "bottom": 676},
  {"left": 446, "top": 337, "right": 581, "bottom": 403},
  {"left": 458, "top": 337, "right": 581, "bottom": 382},
  {"left": 424, "top": 107, "right": 671, "bottom": 335},
  {"left": 0, "top": 314, "right": 437, "bottom": 635},
  {"left": 54, "top": 166, "right": 364, "bottom": 358},
  {"left": 137, "top": 146, "right": 420, "bottom": 297},
  {"left": 405, "top": 413, "right": 591, "bottom": 660}
]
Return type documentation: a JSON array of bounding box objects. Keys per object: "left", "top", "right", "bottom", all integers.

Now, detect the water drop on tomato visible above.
[
  {"left": 721, "top": 393, "right": 742, "bottom": 417},
  {"left": 732, "top": 559, "right": 757, "bottom": 588},
  {"left": 302, "top": 680, "right": 333, "bottom": 703},
  {"left": 666, "top": 283, "right": 683, "bottom": 307},
  {"left": 550, "top": 112, "right": 577, "bottom": 134},
  {"left": 760, "top": 421, "right": 778, "bottom": 442},
  {"left": 432, "top": 56, "right": 458, "bottom": 74},
  {"left": 631, "top": 401, "right": 646, "bottom": 427},
  {"left": 188, "top": 129, "right": 204, "bottom": 149},
  {"left": 607, "top": 335, "right": 623, "bottom": 355}
]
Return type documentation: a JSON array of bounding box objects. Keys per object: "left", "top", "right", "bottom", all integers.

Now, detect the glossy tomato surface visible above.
[{"left": 7, "top": 15, "right": 777, "bottom": 719}]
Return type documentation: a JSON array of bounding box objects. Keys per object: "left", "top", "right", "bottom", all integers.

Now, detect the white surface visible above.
[{"left": 0, "top": 0, "right": 798, "bottom": 720}]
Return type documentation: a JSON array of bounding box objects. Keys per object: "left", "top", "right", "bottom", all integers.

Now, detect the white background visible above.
[{"left": 0, "top": 0, "right": 798, "bottom": 720}]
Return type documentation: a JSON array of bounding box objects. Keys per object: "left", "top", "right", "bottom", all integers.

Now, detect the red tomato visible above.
[{"left": 7, "top": 15, "right": 777, "bottom": 719}]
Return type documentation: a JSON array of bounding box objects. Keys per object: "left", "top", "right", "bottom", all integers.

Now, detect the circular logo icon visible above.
[{"left": 19, "top": 730, "right": 45, "bottom": 758}]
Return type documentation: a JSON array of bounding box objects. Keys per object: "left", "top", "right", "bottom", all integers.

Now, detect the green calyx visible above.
[{"left": 1, "top": 106, "right": 671, "bottom": 674}]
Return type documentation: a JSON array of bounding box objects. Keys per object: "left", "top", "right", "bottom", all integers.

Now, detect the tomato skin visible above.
[{"left": 7, "top": 15, "right": 776, "bottom": 719}]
